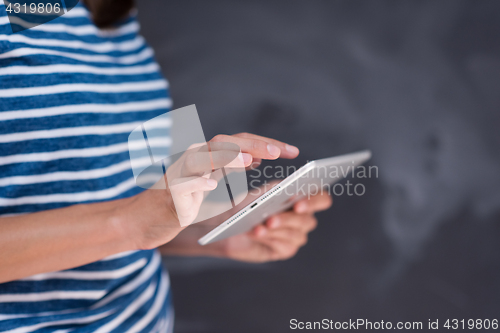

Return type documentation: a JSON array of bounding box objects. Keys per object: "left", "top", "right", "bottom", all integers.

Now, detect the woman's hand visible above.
[
  {"left": 159, "top": 191, "right": 333, "bottom": 262},
  {"left": 118, "top": 132, "right": 300, "bottom": 251},
  {"left": 210, "top": 132, "right": 300, "bottom": 167},
  {"left": 219, "top": 191, "right": 332, "bottom": 263},
  {"left": 158, "top": 132, "right": 334, "bottom": 263}
]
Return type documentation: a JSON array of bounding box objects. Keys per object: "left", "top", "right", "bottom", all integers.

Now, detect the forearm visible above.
[{"left": 0, "top": 198, "right": 135, "bottom": 283}]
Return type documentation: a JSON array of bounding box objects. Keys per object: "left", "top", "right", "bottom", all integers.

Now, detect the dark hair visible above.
[{"left": 83, "top": 0, "right": 135, "bottom": 28}]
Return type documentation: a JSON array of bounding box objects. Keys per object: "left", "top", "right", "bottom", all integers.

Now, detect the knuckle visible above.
[
  {"left": 309, "top": 219, "right": 318, "bottom": 231},
  {"left": 304, "top": 215, "right": 315, "bottom": 226},
  {"left": 252, "top": 139, "right": 264, "bottom": 152},
  {"left": 187, "top": 143, "right": 201, "bottom": 150},
  {"left": 325, "top": 194, "right": 333, "bottom": 205},
  {"left": 286, "top": 248, "right": 299, "bottom": 260},
  {"left": 210, "top": 135, "right": 222, "bottom": 142},
  {"left": 184, "top": 154, "right": 197, "bottom": 173},
  {"left": 168, "top": 184, "right": 181, "bottom": 195},
  {"left": 211, "top": 134, "right": 228, "bottom": 142}
]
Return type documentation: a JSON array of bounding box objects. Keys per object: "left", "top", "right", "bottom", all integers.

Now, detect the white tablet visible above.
[{"left": 198, "top": 150, "right": 372, "bottom": 245}]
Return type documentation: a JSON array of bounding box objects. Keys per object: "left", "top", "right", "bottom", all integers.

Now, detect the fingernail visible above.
[
  {"left": 240, "top": 153, "right": 253, "bottom": 165},
  {"left": 267, "top": 144, "right": 280, "bottom": 157},
  {"left": 285, "top": 144, "right": 299, "bottom": 155},
  {"left": 207, "top": 179, "right": 217, "bottom": 188},
  {"left": 296, "top": 202, "right": 307, "bottom": 213}
]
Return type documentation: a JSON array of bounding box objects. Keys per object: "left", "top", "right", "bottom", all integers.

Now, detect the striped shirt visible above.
[{"left": 0, "top": 2, "right": 173, "bottom": 332}]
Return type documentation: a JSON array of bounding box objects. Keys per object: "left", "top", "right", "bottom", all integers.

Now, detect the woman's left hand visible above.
[
  {"left": 158, "top": 131, "right": 333, "bottom": 261},
  {"left": 219, "top": 191, "right": 332, "bottom": 263}
]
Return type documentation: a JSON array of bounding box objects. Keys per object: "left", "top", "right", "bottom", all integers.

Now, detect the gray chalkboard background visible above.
[{"left": 136, "top": 1, "right": 500, "bottom": 332}]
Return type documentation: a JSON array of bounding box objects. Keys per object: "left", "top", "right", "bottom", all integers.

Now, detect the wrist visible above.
[
  {"left": 192, "top": 239, "right": 228, "bottom": 257},
  {"left": 110, "top": 189, "right": 183, "bottom": 251},
  {"left": 159, "top": 226, "right": 228, "bottom": 257},
  {"left": 107, "top": 196, "right": 141, "bottom": 251}
]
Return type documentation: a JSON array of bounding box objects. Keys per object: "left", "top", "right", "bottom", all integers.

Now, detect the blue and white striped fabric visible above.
[{"left": 0, "top": 1, "right": 174, "bottom": 332}]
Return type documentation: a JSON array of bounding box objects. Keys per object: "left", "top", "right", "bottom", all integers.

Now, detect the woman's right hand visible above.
[
  {"left": 115, "top": 133, "right": 300, "bottom": 251},
  {"left": 116, "top": 142, "right": 247, "bottom": 250}
]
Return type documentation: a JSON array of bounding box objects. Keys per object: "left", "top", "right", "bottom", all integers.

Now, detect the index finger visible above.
[
  {"left": 233, "top": 132, "right": 300, "bottom": 159},
  {"left": 210, "top": 133, "right": 299, "bottom": 161}
]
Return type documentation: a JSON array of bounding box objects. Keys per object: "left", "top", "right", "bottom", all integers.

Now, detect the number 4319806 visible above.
[
  {"left": 6, "top": 2, "right": 61, "bottom": 14},
  {"left": 444, "top": 319, "right": 498, "bottom": 330}
]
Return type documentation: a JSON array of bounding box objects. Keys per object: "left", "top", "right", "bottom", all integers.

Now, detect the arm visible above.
[
  {"left": 0, "top": 189, "right": 178, "bottom": 284},
  {"left": 0, "top": 199, "right": 131, "bottom": 284},
  {"left": 0, "top": 132, "right": 293, "bottom": 283}
]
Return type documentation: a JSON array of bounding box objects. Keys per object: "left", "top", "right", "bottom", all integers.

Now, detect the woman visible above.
[{"left": 0, "top": 1, "right": 332, "bottom": 331}]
